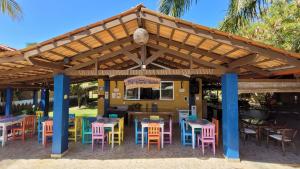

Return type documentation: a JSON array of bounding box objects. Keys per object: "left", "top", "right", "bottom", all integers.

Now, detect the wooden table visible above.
[
  {"left": 188, "top": 119, "right": 211, "bottom": 149},
  {"left": 0, "top": 115, "right": 25, "bottom": 147},
  {"left": 141, "top": 118, "right": 165, "bottom": 149}
]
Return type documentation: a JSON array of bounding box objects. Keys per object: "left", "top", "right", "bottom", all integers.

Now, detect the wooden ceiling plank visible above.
[{"left": 119, "top": 17, "right": 130, "bottom": 36}]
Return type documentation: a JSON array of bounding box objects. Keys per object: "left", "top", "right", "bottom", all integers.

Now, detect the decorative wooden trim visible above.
[{"left": 65, "top": 68, "right": 224, "bottom": 76}]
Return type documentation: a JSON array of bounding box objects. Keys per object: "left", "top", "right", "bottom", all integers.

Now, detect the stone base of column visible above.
[{"left": 51, "top": 149, "right": 69, "bottom": 158}]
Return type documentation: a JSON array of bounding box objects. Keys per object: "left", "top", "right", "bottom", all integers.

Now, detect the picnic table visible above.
[
  {"left": 0, "top": 115, "right": 25, "bottom": 147},
  {"left": 187, "top": 119, "right": 211, "bottom": 149},
  {"left": 141, "top": 118, "right": 165, "bottom": 149}
]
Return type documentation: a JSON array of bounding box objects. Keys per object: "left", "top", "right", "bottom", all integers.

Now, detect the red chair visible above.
[
  {"left": 148, "top": 123, "right": 161, "bottom": 151},
  {"left": 12, "top": 115, "right": 35, "bottom": 141},
  {"left": 43, "top": 120, "right": 53, "bottom": 147},
  {"left": 92, "top": 122, "right": 107, "bottom": 151},
  {"left": 197, "top": 124, "right": 216, "bottom": 155}
]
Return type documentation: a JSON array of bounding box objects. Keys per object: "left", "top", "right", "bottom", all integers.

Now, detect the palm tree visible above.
[
  {"left": 0, "top": 0, "right": 22, "bottom": 19},
  {"left": 159, "top": 0, "right": 270, "bottom": 33}
]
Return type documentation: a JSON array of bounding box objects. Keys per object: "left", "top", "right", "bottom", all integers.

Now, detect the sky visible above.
[{"left": 0, "top": 0, "right": 229, "bottom": 49}]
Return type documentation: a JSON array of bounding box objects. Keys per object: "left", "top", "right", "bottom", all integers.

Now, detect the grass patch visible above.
[{"left": 49, "top": 106, "right": 98, "bottom": 117}]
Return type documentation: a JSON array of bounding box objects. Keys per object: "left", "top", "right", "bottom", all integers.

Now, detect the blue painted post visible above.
[
  {"left": 221, "top": 73, "right": 239, "bottom": 160},
  {"left": 33, "top": 90, "right": 38, "bottom": 108},
  {"left": 104, "top": 80, "right": 110, "bottom": 113},
  {"left": 5, "top": 88, "right": 13, "bottom": 117},
  {"left": 40, "top": 88, "right": 49, "bottom": 117},
  {"left": 51, "top": 74, "right": 70, "bottom": 157}
]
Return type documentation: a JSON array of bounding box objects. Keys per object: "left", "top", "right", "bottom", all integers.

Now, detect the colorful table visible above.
[
  {"left": 96, "top": 117, "right": 119, "bottom": 148},
  {"left": 0, "top": 115, "right": 25, "bottom": 147},
  {"left": 188, "top": 119, "right": 211, "bottom": 149},
  {"left": 141, "top": 118, "right": 165, "bottom": 148}
]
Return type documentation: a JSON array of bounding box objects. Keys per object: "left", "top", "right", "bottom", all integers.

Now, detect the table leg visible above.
[
  {"left": 161, "top": 125, "right": 164, "bottom": 148},
  {"left": 111, "top": 126, "right": 114, "bottom": 148},
  {"left": 192, "top": 127, "right": 195, "bottom": 149},
  {"left": 1, "top": 125, "right": 6, "bottom": 147},
  {"left": 141, "top": 126, "right": 144, "bottom": 148}
]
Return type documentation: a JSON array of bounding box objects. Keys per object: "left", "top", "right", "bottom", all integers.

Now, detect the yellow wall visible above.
[{"left": 102, "top": 80, "right": 190, "bottom": 120}]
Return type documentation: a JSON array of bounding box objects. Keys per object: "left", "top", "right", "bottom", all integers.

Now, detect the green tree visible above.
[
  {"left": 0, "top": 0, "right": 22, "bottom": 19},
  {"left": 70, "top": 84, "right": 86, "bottom": 108},
  {"left": 236, "top": 1, "right": 300, "bottom": 52},
  {"left": 159, "top": 0, "right": 269, "bottom": 32}
]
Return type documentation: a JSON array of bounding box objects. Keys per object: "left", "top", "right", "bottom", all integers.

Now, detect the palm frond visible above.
[
  {"left": 220, "top": 0, "right": 269, "bottom": 33},
  {"left": 0, "top": 0, "right": 22, "bottom": 19},
  {"left": 159, "top": 0, "right": 197, "bottom": 17}
]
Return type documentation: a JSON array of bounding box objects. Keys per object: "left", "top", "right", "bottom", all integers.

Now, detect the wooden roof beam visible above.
[
  {"left": 147, "top": 42, "right": 228, "bottom": 71},
  {"left": 124, "top": 51, "right": 142, "bottom": 65},
  {"left": 228, "top": 53, "right": 259, "bottom": 69},
  {"left": 144, "top": 49, "right": 165, "bottom": 65},
  {"left": 29, "top": 58, "right": 64, "bottom": 70}
]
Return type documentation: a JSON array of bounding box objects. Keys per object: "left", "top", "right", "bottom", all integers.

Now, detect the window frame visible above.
[
  {"left": 124, "top": 87, "right": 140, "bottom": 100},
  {"left": 159, "top": 81, "right": 174, "bottom": 101}
]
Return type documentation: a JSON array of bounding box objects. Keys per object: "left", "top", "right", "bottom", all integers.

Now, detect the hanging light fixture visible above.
[
  {"left": 133, "top": 28, "right": 149, "bottom": 45},
  {"left": 124, "top": 76, "right": 161, "bottom": 90}
]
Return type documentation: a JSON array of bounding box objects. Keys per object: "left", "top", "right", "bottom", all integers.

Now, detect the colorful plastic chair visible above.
[
  {"left": 148, "top": 123, "right": 161, "bottom": 151},
  {"left": 92, "top": 122, "right": 107, "bottom": 151},
  {"left": 212, "top": 118, "right": 219, "bottom": 147},
  {"left": 12, "top": 115, "right": 35, "bottom": 141},
  {"left": 37, "top": 116, "right": 48, "bottom": 144},
  {"left": 135, "top": 118, "right": 148, "bottom": 144},
  {"left": 163, "top": 118, "right": 172, "bottom": 144},
  {"left": 68, "top": 117, "right": 82, "bottom": 142},
  {"left": 150, "top": 115, "right": 160, "bottom": 121},
  {"left": 109, "top": 114, "right": 118, "bottom": 118},
  {"left": 187, "top": 115, "right": 197, "bottom": 121},
  {"left": 82, "top": 117, "right": 96, "bottom": 144},
  {"left": 197, "top": 124, "right": 216, "bottom": 155},
  {"left": 43, "top": 120, "right": 53, "bottom": 147},
  {"left": 108, "top": 117, "right": 124, "bottom": 145},
  {"left": 180, "top": 119, "right": 192, "bottom": 145}
]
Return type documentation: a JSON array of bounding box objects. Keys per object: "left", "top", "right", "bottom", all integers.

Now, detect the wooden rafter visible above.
[
  {"left": 124, "top": 51, "right": 142, "bottom": 65},
  {"left": 0, "top": 55, "right": 25, "bottom": 64},
  {"left": 29, "top": 58, "right": 64, "bottom": 70},
  {"left": 144, "top": 49, "right": 165, "bottom": 65},
  {"left": 228, "top": 53, "right": 259, "bottom": 69}
]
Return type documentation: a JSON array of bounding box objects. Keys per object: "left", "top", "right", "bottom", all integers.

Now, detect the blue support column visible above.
[
  {"left": 104, "top": 80, "right": 110, "bottom": 113},
  {"left": 51, "top": 74, "right": 70, "bottom": 157},
  {"left": 5, "top": 87, "right": 13, "bottom": 117},
  {"left": 33, "top": 90, "right": 38, "bottom": 108},
  {"left": 40, "top": 88, "right": 49, "bottom": 117},
  {"left": 221, "top": 73, "right": 239, "bottom": 160}
]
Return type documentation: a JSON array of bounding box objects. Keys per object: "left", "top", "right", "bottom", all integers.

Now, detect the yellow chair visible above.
[
  {"left": 109, "top": 117, "right": 124, "bottom": 145},
  {"left": 36, "top": 111, "right": 44, "bottom": 119},
  {"left": 68, "top": 117, "right": 82, "bottom": 142},
  {"left": 150, "top": 115, "right": 160, "bottom": 121}
]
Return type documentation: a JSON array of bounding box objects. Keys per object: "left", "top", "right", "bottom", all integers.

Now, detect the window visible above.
[
  {"left": 160, "top": 81, "right": 174, "bottom": 100},
  {"left": 125, "top": 88, "right": 139, "bottom": 100},
  {"left": 124, "top": 81, "right": 174, "bottom": 100}
]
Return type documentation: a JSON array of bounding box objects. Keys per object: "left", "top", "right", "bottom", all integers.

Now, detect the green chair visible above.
[
  {"left": 81, "top": 117, "right": 96, "bottom": 144},
  {"left": 109, "top": 114, "right": 118, "bottom": 118}
]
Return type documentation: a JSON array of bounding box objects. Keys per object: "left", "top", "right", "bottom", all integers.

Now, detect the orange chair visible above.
[
  {"left": 12, "top": 115, "right": 35, "bottom": 141},
  {"left": 148, "top": 123, "right": 161, "bottom": 151},
  {"left": 212, "top": 118, "right": 219, "bottom": 147},
  {"left": 43, "top": 120, "right": 53, "bottom": 147}
]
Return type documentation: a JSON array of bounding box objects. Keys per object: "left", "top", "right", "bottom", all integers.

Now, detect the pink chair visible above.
[
  {"left": 163, "top": 118, "right": 172, "bottom": 144},
  {"left": 92, "top": 122, "right": 107, "bottom": 151},
  {"left": 197, "top": 124, "right": 215, "bottom": 156}
]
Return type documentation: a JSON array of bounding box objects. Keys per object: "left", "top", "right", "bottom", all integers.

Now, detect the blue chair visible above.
[
  {"left": 135, "top": 119, "right": 148, "bottom": 144},
  {"left": 37, "top": 116, "right": 48, "bottom": 144},
  {"left": 180, "top": 119, "right": 192, "bottom": 145},
  {"left": 81, "top": 117, "right": 96, "bottom": 144}
]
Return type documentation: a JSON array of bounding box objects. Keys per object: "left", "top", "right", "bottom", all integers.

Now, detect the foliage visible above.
[
  {"left": 0, "top": 0, "right": 22, "bottom": 19},
  {"left": 235, "top": 1, "right": 300, "bottom": 52},
  {"left": 70, "top": 83, "right": 87, "bottom": 108},
  {"left": 159, "top": 0, "right": 198, "bottom": 17}
]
